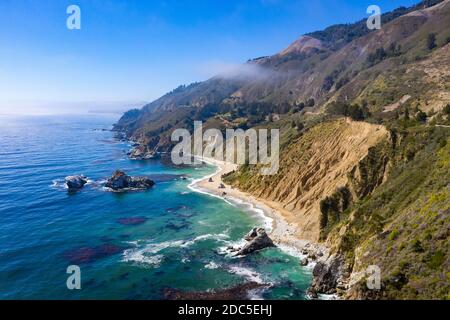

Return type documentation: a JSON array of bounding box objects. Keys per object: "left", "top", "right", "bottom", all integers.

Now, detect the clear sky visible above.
[{"left": 0, "top": 0, "right": 419, "bottom": 115}]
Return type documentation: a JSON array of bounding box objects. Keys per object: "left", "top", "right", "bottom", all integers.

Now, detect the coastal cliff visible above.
[{"left": 223, "top": 119, "right": 389, "bottom": 242}]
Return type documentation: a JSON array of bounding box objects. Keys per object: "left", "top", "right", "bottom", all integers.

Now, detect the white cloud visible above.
[{"left": 196, "top": 59, "right": 274, "bottom": 81}]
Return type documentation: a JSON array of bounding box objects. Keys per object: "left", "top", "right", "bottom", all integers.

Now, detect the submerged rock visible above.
[
  {"left": 105, "top": 170, "right": 155, "bottom": 191},
  {"left": 65, "top": 175, "right": 88, "bottom": 190},
  {"left": 164, "top": 282, "right": 269, "bottom": 300},
  {"left": 236, "top": 228, "right": 275, "bottom": 256},
  {"left": 117, "top": 217, "right": 148, "bottom": 225}
]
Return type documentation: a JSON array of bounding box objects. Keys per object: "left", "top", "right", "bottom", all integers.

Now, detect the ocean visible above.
[{"left": 0, "top": 114, "right": 312, "bottom": 300}]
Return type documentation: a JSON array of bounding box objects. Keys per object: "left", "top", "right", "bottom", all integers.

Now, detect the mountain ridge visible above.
[{"left": 115, "top": 0, "right": 448, "bottom": 147}]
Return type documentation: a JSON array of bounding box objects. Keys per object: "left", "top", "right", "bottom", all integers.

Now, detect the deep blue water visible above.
[{"left": 0, "top": 114, "right": 311, "bottom": 300}]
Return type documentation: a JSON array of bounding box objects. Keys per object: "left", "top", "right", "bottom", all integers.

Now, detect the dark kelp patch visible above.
[
  {"left": 117, "top": 217, "right": 148, "bottom": 226},
  {"left": 63, "top": 244, "right": 126, "bottom": 264}
]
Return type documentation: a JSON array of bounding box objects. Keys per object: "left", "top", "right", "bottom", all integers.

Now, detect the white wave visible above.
[
  {"left": 318, "top": 293, "right": 338, "bottom": 300},
  {"left": 228, "top": 266, "right": 264, "bottom": 284},
  {"left": 122, "top": 239, "right": 183, "bottom": 267},
  {"left": 226, "top": 196, "right": 274, "bottom": 232},
  {"left": 204, "top": 261, "right": 220, "bottom": 270},
  {"left": 50, "top": 180, "right": 60, "bottom": 188},
  {"left": 247, "top": 288, "right": 267, "bottom": 300},
  {"left": 217, "top": 239, "right": 247, "bottom": 258},
  {"left": 181, "top": 233, "right": 229, "bottom": 248},
  {"left": 123, "top": 233, "right": 230, "bottom": 267},
  {"left": 50, "top": 179, "right": 68, "bottom": 190},
  {"left": 181, "top": 257, "right": 190, "bottom": 264},
  {"left": 276, "top": 243, "right": 306, "bottom": 259},
  {"left": 122, "top": 250, "right": 164, "bottom": 267}
]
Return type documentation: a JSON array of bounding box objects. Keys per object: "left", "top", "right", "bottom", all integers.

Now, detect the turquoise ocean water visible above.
[{"left": 0, "top": 114, "right": 311, "bottom": 300}]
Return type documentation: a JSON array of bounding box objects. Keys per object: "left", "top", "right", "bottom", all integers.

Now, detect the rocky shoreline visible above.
[{"left": 114, "top": 131, "right": 162, "bottom": 161}]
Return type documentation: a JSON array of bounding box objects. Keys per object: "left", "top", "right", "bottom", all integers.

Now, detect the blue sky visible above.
[{"left": 0, "top": 0, "right": 419, "bottom": 115}]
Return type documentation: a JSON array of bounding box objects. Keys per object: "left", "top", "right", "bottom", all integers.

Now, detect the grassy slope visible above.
[{"left": 334, "top": 126, "right": 450, "bottom": 299}]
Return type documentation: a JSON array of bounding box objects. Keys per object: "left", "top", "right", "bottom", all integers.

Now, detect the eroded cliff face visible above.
[{"left": 224, "top": 119, "right": 389, "bottom": 242}]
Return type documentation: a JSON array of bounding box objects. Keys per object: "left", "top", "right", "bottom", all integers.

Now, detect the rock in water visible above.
[
  {"left": 65, "top": 175, "right": 88, "bottom": 190},
  {"left": 105, "top": 170, "right": 155, "bottom": 191},
  {"left": 236, "top": 228, "right": 275, "bottom": 256},
  {"left": 300, "top": 258, "right": 309, "bottom": 266}
]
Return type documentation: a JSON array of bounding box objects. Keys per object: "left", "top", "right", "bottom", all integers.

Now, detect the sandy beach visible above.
[{"left": 190, "top": 157, "right": 314, "bottom": 254}]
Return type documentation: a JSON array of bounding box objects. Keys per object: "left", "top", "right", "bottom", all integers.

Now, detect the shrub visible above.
[
  {"left": 389, "top": 229, "right": 400, "bottom": 241},
  {"left": 326, "top": 102, "right": 368, "bottom": 121},
  {"left": 415, "top": 110, "right": 427, "bottom": 123},
  {"left": 306, "top": 98, "right": 315, "bottom": 107},
  {"left": 367, "top": 47, "right": 387, "bottom": 65},
  {"left": 444, "top": 104, "right": 450, "bottom": 115},
  {"left": 428, "top": 251, "right": 445, "bottom": 270},
  {"left": 411, "top": 239, "right": 424, "bottom": 253},
  {"left": 427, "top": 33, "right": 437, "bottom": 51},
  {"left": 335, "top": 76, "right": 350, "bottom": 90},
  {"left": 322, "top": 76, "right": 335, "bottom": 91}
]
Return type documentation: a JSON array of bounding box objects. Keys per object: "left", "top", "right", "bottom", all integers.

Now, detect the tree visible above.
[
  {"left": 415, "top": 110, "right": 427, "bottom": 123},
  {"left": 387, "top": 42, "right": 402, "bottom": 57},
  {"left": 322, "top": 76, "right": 335, "bottom": 91},
  {"left": 347, "top": 104, "right": 364, "bottom": 121},
  {"left": 427, "top": 33, "right": 437, "bottom": 51},
  {"left": 306, "top": 98, "right": 315, "bottom": 107},
  {"left": 367, "top": 47, "right": 387, "bottom": 65},
  {"left": 444, "top": 104, "right": 450, "bottom": 115},
  {"left": 335, "top": 76, "right": 350, "bottom": 90},
  {"left": 295, "top": 101, "right": 306, "bottom": 110}
]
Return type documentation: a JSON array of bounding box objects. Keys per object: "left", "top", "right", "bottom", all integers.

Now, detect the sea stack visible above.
[
  {"left": 236, "top": 228, "right": 275, "bottom": 256},
  {"left": 105, "top": 170, "right": 155, "bottom": 191},
  {"left": 65, "top": 175, "right": 88, "bottom": 190}
]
